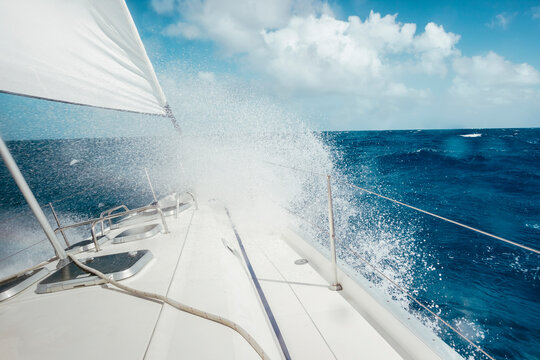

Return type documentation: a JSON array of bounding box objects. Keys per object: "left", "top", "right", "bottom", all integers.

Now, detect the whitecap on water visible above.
[
  {"left": 525, "top": 223, "right": 540, "bottom": 230},
  {"left": 69, "top": 159, "right": 80, "bottom": 166},
  {"left": 459, "top": 133, "right": 482, "bottom": 138}
]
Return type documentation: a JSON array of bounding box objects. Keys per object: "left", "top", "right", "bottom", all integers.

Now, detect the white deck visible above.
[{"left": 0, "top": 200, "right": 457, "bottom": 359}]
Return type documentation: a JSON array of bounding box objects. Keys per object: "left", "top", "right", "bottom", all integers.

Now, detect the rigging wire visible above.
[
  {"left": 0, "top": 238, "right": 48, "bottom": 265},
  {"left": 263, "top": 160, "right": 540, "bottom": 255},
  {"left": 0, "top": 183, "right": 101, "bottom": 227},
  {"left": 0, "top": 183, "right": 103, "bottom": 265},
  {"left": 345, "top": 245, "right": 496, "bottom": 360},
  {"left": 277, "top": 203, "right": 497, "bottom": 359},
  {"left": 343, "top": 181, "right": 539, "bottom": 255}
]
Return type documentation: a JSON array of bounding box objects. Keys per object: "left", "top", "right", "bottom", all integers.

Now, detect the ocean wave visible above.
[
  {"left": 415, "top": 148, "right": 441, "bottom": 154},
  {"left": 525, "top": 223, "right": 540, "bottom": 230},
  {"left": 459, "top": 133, "right": 482, "bottom": 138}
]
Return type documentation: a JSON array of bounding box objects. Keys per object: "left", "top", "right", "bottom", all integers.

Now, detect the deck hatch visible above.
[
  {"left": 0, "top": 268, "right": 49, "bottom": 302},
  {"left": 112, "top": 223, "right": 162, "bottom": 244},
  {"left": 36, "top": 250, "right": 152, "bottom": 294}
]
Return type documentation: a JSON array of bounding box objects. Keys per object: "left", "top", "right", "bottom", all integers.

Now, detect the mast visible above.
[{"left": 0, "top": 136, "right": 68, "bottom": 264}]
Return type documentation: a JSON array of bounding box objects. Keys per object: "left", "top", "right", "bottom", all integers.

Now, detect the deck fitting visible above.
[{"left": 328, "top": 283, "right": 343, "bottom": 291}]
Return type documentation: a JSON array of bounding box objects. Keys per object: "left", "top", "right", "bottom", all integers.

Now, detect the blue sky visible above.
[{"left": 1, "top": 0, "right": 540, "bottom": 138}]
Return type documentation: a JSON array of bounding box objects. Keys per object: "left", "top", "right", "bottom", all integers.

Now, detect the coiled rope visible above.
[{"left": 66, "top": 253, "right": 269, "bottom": 359}]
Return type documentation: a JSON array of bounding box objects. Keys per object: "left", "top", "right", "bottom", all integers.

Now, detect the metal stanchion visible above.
[
  {"left": 326, "top": 175, "right": 342, "bottom": 291},
  {"left": 49, "top": 203, "right": 70, "bottom": 247}
]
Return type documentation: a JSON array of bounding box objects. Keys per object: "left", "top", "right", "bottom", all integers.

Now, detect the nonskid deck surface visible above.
[{"left": 0, "top": 201, "right": 408, "bottom": 359}]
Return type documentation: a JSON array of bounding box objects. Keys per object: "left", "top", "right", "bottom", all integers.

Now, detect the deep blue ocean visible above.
[{"left": 0, "top": 128, "right": 538, "bottom": 359}]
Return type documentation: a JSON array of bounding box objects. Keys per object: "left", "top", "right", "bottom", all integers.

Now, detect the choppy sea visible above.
[{"left": 0, "top": 128, "right": 538, "bottom": 359}]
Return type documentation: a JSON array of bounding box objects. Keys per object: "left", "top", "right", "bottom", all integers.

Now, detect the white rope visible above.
[{"left": 66, "top": 254, "right": 269, "bottom": 359}]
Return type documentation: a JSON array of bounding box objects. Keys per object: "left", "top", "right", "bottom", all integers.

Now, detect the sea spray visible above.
[
  {"left": 160, "top": 72, "right": 426, "bottom": 330},
  {"left": 4, "top": 71, "right": 532, "bottom": 358}
]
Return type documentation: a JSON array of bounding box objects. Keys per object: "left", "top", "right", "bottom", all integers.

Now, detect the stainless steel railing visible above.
[
  {"left": 100, "top": 205, "right": 130, "bottom": 233},
  {"left": 54, "top": 203, "right": 169, "bottom": 252}
]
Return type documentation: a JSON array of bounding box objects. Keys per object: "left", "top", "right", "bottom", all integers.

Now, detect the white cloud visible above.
[
  {"left": 151, "top": 1, "right": 540, "bottom": 128},
  {"left": 487, "top": 12, "right": 517, "bottom": 29},
  {"left": 451, "top": 52, "right": 540, "bottom": 104},
  {"left": 533, "top": 6, "right": 540, "bottom": 20},
  {"left": 413, "top": 22, "right": 461, "bottom": 75},
  {"left": 259, "top": 12, "right": 459, "bottom": 93},
  {"left": 154, "top": 3, "right": 460, "bottom": 97},
  {"left": 163, "top": 22, "right": 201, "bottom": 38},
  {"left": 260, "top": 14, "right": 383, "bottom": 92},
  {"left": 155, "top": 0, "right": 330, "bottom": 54},
  {"left": 151, "top": 0, "right": 176, "bottom": 14},
  {"left": 197, "top": 71, "right": 215, "bottom": 82}
]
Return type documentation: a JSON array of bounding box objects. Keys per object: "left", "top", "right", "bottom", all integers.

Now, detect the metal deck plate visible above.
[
  {"left": 66, "top": 234, "right": 109, "bottom": 254},
  {"left": 36, "top": 250, "right": 153, "bottom": 294},
  {"left": 0, "top": 268, "right": 49, "bottom": 301},
  {"left": 112, "top": 223, "right": 162, "bottom": 244}
]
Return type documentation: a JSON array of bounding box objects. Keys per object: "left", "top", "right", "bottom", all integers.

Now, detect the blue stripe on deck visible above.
[{"left": 225, "top": 208, "right": 292, "bottom": 360}]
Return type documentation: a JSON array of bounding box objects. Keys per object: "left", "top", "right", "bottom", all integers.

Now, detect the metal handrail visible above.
[
  {"left": 185, "top": 191, "right": 198, "bottom": 210},
  {"left": 90, "top": 204, "right": 169, "bottom": 251},
  {"left": 99, "top": 205, "right": 130, "bottom": 234},
  {"left": 54, "top": 204, "right": 169, "bottom": 252}
]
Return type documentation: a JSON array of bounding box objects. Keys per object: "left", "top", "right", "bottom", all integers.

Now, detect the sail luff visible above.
[
  {"left": 0, "top": 0, "right": 169, "bottom": 117},
  {"left": 118, "top": 0, "right": 167, "bottom": 109}
]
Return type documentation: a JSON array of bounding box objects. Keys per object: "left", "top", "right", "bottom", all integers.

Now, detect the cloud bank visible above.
[{"left": 151, "top": 0, "right": 540, "bottom": 129}]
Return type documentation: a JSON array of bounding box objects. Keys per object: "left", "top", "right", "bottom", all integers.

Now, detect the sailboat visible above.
[{"left": 0, "top": 1, "right": 495, "bottom": 359}]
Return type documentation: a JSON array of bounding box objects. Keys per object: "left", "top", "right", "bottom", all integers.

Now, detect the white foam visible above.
[
  {"left": 460, "top": 133, "right": 482, "bottom": 138},
  {"left": 69, "top": 159, "right": 80, "bottom": 166}
]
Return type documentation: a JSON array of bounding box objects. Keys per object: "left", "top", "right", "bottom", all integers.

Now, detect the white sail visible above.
[{"left": 0, "top": 0, "right": 167, "bottom": 116}]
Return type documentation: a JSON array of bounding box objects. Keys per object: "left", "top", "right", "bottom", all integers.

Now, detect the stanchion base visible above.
[{"left": 328, "top": 283, "right": 343, "bottom": 291}]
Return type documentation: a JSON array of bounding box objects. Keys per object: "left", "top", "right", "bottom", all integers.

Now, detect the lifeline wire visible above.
[
  {"left": 346, "top": 245, "right": 496, "bottom": 360},
  {"left": 67, "top": 254, "right": 269, "bottom": 360},
  {"left": 0, "top": 184, "right": 103, "bottom": 264},
  {"left": 0, "top": 238, "right": 48, "bottom": 265},
  {"left": 0, "top": 182, "right": 101, "bottom": 227},
  {"left": 282, "top": 203, "right": 496, "bottom": 359},
  {"left": 343, "top": 182, "right": 540, "bottom": 255},
  {"left": 263, "top": 160, "right": 540, "bottom": 255}
]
